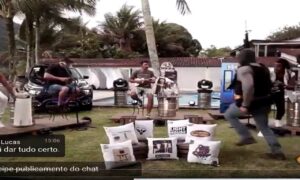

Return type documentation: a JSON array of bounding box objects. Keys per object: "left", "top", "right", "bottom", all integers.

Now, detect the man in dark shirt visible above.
[
  {"left": 224, "top": 49, "right": 285, "bottom": 160},
  {"left": 43, "top": 58, "right": 79, "bottom": 106},
  {"left": 129, "top": 60, "right": 156, "bottom": 117}
]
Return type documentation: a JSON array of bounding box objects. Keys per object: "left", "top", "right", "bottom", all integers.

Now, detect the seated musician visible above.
[
  {"left": 129, "top": 60, "right": 156, "bottom": 118},
  {"left": 43, "top": 57, "right": 80, "bottom": 106}
]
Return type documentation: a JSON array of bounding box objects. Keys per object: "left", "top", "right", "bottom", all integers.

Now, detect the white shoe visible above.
[
  {"left": 274, "top": 120, "right": 283, "bottom": 127},
  {"left": 257, "top": 131, "right": 263, "bottom": 137},
  {"left": 0, "top": 122, "right": 5, "bottom": 128}
]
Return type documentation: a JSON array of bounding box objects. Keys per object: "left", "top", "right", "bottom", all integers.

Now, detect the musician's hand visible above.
[
  {"left": 136, "top": 78, "right": 144, "bottom": 84},
  {"left": 60, "top": 77, "right": 71, "bottom": 83},
  {"left": 134, "top": 79, "right": 140, "bottom": 84},
  {"left": 149, "top": 77, "right": 156, "bottom": 83},
  {"left": 144, "top": 79, "right": 150, "bottom": 83},
  {"left": 239, "top": 106, "right": 248, "bottom": 113},
  {"left": 68, "top": 77, "right": 74, "bottom": 83}
]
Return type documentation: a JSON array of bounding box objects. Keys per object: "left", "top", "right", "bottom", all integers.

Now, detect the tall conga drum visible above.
[
  {"left": 286, "top": 98, "right": 300, "bottom": 127},
  {"left": 158, "top": 97, "right": 177, "bottom": 117},
  {"left": 13, "top": 97, "right": 33, "bottom": 127}
]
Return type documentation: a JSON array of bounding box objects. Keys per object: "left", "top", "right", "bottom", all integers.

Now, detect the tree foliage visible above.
[
  {"left": 176, "top": 0, "right": 191, "bottom": 15},
  {"left": 267, "top": 23, "right": 300, "bottom": 41},
  {"left": 200, "top": 45, "right": 232, "bottom": 58},
  {"left": 0, "top": 0, "right": 97, "bottom": 76},
  {"left": 1, "top": 2, "right": 200, "bottom": 61},
  {"left": 100, "top": 4, "right": 142, "bottom": 53},
  {"left": 153, "top": 21, "right": 201, "bottom": 57},
  {"left": 97, "top": 4, "right": 200, "bottom": 58}
]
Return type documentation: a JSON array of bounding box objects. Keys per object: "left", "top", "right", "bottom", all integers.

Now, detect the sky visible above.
[{"left": 77, "top": 0, "right": 300, "bottom": 49}]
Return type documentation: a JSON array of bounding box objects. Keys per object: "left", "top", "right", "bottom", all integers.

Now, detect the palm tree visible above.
[
  {"left": 17, "top": 7, "right": 34, "bottom": 72},
  {"left": 0, "top": 0, "right": 17, "bottom": 80},
  {"left": 43, "top": 0, "right": 96, "bottom": 61},
  {"left": 16, "top": 0, "right": 63, "bottom": 70},
  {"left": 48, "top": 17, "right": 103, "bottom": 58},
  {"left": 176, "top": 0, "right": 191, "bottom": 15},
  {"left": 141, "top": 0, "right": 191, "bottom": 76},
  {"left": 100, "top": 4, "right": 142, "bottom": 53},
  {"left": 16, "top": 0, "right": 96, "bottom": 69}
]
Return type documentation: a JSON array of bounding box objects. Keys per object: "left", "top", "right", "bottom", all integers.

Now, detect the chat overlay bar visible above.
[{"left": 0, "top": 135, "right": 65, "bottom": 157}]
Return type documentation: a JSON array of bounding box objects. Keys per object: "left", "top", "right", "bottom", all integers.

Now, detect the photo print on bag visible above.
[
  {"left": 147, "top": 138, "right": 179, "bottom": 160},
  {"left": 153, "top": 140, "right": 173, "bottom": 153}
]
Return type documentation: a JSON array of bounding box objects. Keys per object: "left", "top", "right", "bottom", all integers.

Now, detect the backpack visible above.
[{"left": 249, "top": 63, "right": 273, "bottom": 108}]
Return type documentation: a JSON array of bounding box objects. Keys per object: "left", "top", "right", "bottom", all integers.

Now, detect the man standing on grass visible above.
[
  {"left": 224, "top": 49, "right": 286, "bottom": 160},
  {"left": 129, "top": 60, "right": 156, "bottom": 118}
]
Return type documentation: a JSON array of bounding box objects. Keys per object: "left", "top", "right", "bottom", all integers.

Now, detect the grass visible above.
[{"left": 1, "top": 107, "right": 300, "bottom": 178}]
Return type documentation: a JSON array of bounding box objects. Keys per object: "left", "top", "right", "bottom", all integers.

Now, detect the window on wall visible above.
[{"left": 224, "top": 70, "right": 233, "bottom": 91}]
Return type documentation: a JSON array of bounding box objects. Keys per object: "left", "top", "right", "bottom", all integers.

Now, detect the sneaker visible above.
[
  {"left": 257, "top": 131, "right": 264, "bottom": 137},
  {"left": 145, "top": 114, "right": 151, "bottom": 118},
  {"left": 0, "top": 121, "right": 5, "bottom": 128},
  {"left": 264, "top": 152, "right": 286, "bottom": 160},
  {"left": 235, "top": 137, "right": 257, "bottom": 146},
  {"left": 274, "top": 120, "right": 283, "bottom": 127}
]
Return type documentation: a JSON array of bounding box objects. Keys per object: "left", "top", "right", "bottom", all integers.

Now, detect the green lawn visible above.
[{"left": 1, "top": 107, "right": 300, "bottom": 178}]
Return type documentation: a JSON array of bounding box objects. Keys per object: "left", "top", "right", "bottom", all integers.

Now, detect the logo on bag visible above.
[
  {"left": 190, "top": 130, "right": 210, "bottom": 137},
  {"left": 113, "top": 136, "right": 120, "bottom": 141},
  {"left": 170, "top": 126, "right": 187, "bottom": 135},
  {"left": 192, "top": 145, "right": 211, "bottom": 158},
  {"left": 113, "top": 148, "right": 131, "bottom": 161},
  {"left": 112, "top": 131, "right": 132, "bottom": 142},
  {"left": 136, "top": 125, "right": 147, "bottom": 135}
]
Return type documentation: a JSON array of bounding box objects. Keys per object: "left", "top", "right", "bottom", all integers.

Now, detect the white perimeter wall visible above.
[
  {"left": 78, "top": 66, "right": 273, "bottom": 91},
  {"left": 176, "top": 67, "right": 221, "bottom": 91}
]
